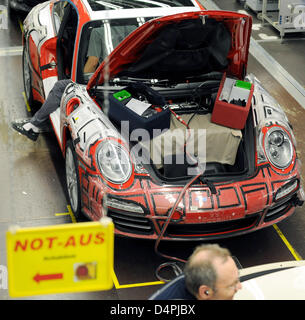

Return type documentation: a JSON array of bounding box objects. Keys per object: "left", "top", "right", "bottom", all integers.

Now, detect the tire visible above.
[
  {"left": 22, "top": 46, "right": 34, "bottom": 108},
  {"left": 65, "top": 140, "right": 82, "bottom": 219}
]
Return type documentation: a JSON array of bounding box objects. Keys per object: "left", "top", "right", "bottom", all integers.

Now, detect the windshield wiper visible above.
[{"left": 109, "top": 77, "right": 175, "bottom": 87}]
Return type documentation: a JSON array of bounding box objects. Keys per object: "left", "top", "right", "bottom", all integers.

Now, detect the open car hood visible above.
[{"left": 87, "top": 10, "right": 252, "bottom": 90}]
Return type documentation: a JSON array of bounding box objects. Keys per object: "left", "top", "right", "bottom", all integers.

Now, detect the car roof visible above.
[
  {"left": 85, "top": 0, "right": 200, "bottom": 11},
  {"left": 80, "top": 0, "right": 201, "bottom": 20}
]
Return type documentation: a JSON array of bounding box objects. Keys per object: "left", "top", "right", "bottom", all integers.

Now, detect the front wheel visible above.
[
  {"left": 65, "top": 140, "right": 82, "bottom": 219},
  {"left": 22, "top": 46, "right": 34, "bottom": 108}
]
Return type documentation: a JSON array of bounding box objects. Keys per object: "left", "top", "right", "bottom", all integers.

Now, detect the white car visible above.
[{"left": 235, "top": 260, "right": 305, "bottom": 300}]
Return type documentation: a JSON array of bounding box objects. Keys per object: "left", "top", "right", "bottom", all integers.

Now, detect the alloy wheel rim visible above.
[
  {"left": 66, "top": 147, "right": 78, "bottom": 212},
  {"left": 23, "top": 52, "right": 31, "bottom": 101}
]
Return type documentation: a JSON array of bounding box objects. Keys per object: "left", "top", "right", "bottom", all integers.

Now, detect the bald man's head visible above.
[{"left": 184, "top": 244, "right": 240, "bottom": 300}]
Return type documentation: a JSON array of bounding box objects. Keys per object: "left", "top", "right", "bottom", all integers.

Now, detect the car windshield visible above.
[
  {"left": 87, "top": 0, "right": 197, "bottom": 11},
  {"left": 77, "top": 18, "right": 153, "bottom": 84}
]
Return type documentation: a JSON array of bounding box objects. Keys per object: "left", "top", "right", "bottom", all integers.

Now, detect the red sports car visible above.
[{"left": 22, "top": 0, "right": 304, "bottom": 240}]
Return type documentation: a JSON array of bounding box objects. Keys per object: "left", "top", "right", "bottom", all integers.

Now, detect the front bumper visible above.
[
  {"left": 81, "top": 163, "right": 303, "bottom": 241},
  {"left": 107, "top": 193, "right": 301, "bottom": 240}
]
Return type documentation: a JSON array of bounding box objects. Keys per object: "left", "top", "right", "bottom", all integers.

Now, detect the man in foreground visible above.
[{"left": 149, "top": 244, "right": 242, "bottom": 300}]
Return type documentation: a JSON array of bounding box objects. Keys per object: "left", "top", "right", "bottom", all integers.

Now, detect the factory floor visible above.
[{"left": 0, "top": 0, "right": 305, "bottom": 302}]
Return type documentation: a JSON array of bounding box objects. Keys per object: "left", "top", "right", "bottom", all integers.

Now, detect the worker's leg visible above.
[
  {"left": 11, "top": 79, "right": 72, "bottom": 141},
  {"left": 30, "top": 79, "right": 72, "bottom": 127}
]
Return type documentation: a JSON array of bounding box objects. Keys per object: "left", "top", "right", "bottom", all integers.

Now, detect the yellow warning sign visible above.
[{"left": 6, "top": 217, "right": 114, "bottom": 297}]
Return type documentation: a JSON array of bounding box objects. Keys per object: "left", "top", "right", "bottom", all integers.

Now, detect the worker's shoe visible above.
[{"left": 11, "top": 119, "right": 39, "bottom": 141}]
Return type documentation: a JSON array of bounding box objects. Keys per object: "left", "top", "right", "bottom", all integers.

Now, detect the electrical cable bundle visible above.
[
  {"left": 153, "top": 80, "right": 220, "bottom": 281},
  {"left": 154, "top": 169, "right": 203, "bottom": 282}
]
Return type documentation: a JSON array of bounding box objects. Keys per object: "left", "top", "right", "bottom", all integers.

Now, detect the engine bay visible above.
[{"left": 94, "top": 73, "right": 255, "bottom": 180}]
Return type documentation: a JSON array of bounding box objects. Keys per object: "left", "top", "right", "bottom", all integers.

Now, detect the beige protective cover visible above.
[{"left": 148, "top": 113, "right": 242, "bottom": 168}]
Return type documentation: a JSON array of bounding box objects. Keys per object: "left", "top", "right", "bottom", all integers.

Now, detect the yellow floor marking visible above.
[
  {"left": 22, "top": 91, "right": 31, "bottom": 112},
  {"left": 56, "top": 207, "right": 164, "bottom": 289},
  {"left": 111, "top": 269, "right": 163, "bottom": 289},
  {"left": 66, "top": 205, "right": 77, "bottom": 223},
  {"left": 116, "top": 280, "right": 164, "bottom": 289},
  {"left": 273, "top": 224, "right": 303, "bottom": 261},
  {"left": 18, "top": 19, "right": 24, "bottom": 33},
  {"left": 111, "top": 269, "right": 121, "bottom": 289},
  {"left": 55, "top": 205, "right": 77, "bottom": 224}
]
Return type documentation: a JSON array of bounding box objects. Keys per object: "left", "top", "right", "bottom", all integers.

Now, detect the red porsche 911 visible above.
[{"left": 21, "top": 0, "right": 304, "bottom": 240}]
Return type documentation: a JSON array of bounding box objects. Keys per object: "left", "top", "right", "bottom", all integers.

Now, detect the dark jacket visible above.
[{"left": 149, "top": 274, "right": 196, "bottom": 300}]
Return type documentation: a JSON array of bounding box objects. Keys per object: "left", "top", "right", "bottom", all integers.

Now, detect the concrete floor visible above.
[
  {"left": 0, "top": 0, "right": 305, "bottom": 300},
  {"left": 212, "top": 0, "right": 305, "bottom": 87}
]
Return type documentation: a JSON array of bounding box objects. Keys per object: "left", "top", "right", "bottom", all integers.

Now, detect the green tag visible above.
[
  {"left": 113, "top": 90, "right": 131, "bottom": 101},
  {"left": 235, "top": 80, "right": 251, "bottom": 90}
]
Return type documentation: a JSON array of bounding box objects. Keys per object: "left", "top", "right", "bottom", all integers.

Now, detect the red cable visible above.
[
  {"left": 154, "top": 171, "right": 203, "bottom": 264},
  {"left": 168, "top": 107, "right": 194, "bottom": 162},
  {"left": 154, "top": 107, "right": 203, "bottom": 281}
]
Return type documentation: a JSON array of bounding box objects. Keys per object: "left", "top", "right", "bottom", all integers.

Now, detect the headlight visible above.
[
  {"left": 264, "top": 127, "right": 293, "bottom": 169},
  {"left": 96, "top": 139, "right": 132, "bottom": 183}
]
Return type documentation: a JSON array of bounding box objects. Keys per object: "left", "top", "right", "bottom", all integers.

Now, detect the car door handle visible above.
[{"left": 40, "top": 61, "right": 57, "bottom": 71}]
